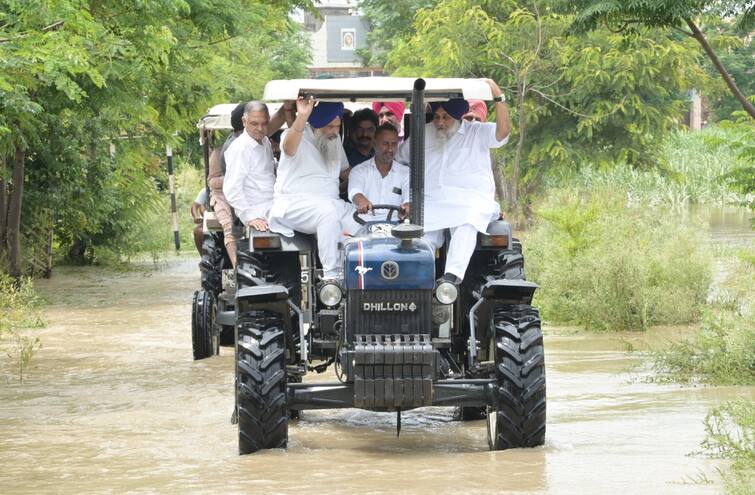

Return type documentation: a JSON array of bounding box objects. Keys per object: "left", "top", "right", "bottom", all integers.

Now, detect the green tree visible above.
[
  {"left": 568, "top": 0, "right": 755, "bottom": 119},
  {"left": 0, "top": 0, "right": 311, "bottom": 273},
  {"left": 385, "top": 0, "right": 708, "bottom": 212}
]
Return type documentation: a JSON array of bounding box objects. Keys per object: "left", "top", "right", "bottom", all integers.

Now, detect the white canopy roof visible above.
[
  {"left": 197, "top": 103, "right": 239, "bottom": 131},
  {"left": 262, "top": 77, "right": 494, "bottom": 102},
  {"left": 197, "top": 101, "right": 370, "bottom": 131}
]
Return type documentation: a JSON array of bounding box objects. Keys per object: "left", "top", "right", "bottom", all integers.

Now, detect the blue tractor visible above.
[{"left": 232, "top": 78, "right": 545, "bottom": 454}]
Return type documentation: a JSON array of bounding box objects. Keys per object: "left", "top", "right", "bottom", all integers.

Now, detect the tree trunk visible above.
[
  {"left": 0, "top": 157, "right": 7, "bottom": 256},
  {"left": 686, "top": 18, "right": 755, "bottom": 120},
  {"left": 512, "top": 83, "right": 528, "bottom": 213},
  {"left": 7, "top": 143, "right": 25, "bottom": 277},
  {"left": 492, "top": 156, "right": 506, "bottom": 203}
]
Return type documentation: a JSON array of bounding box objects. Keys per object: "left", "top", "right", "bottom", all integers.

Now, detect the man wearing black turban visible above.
[{"left": 397, "top": 78, "right": 511, "bottom": 285}]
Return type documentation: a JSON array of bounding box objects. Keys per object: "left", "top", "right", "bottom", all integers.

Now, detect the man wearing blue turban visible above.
[
  {"left": 268, "top": 99, "right": 359, "bottom": 280},
  {"left": 397, "top": 78, "right": 511, "bottom": 285}
]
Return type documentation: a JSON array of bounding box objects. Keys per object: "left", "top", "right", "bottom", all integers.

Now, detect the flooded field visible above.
[{"left": 0, "top": 206, "right": 751, "bottom": 494}]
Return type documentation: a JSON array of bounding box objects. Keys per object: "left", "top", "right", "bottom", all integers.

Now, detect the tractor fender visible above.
[
  {"left": 480, "top": 279, "right": 538, "bottom": 305},
  {"left": 235, "top": 284, "right": 289, "bottom": 304}
]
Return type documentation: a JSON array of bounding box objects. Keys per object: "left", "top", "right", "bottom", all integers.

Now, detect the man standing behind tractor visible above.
[
  {"left": 268, "top": 98, "right": 358, "bottom": 281},
  {"left": 348, "top": 123, "right": 411, "bottom": 222},
  {"left": 397, "top": 78, "right": 511, "bottom": 285}
]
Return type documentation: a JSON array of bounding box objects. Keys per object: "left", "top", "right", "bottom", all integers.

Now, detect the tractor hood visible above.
[{"left": 344, "top": 236, "right": 435, "bottom": 290}]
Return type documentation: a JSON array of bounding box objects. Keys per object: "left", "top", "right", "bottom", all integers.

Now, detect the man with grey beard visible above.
[
  {"left": 268, "top": 99, "right": 357, "bottom": 280},
  {"left": 397, "top": 78, "right": 511, "bottom": 285}
]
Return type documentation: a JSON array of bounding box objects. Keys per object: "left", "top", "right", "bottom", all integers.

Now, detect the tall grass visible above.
[
  {"left": 0, "top": 275, "right": 45, "bottom": 382},
  {"left": 650, "top": 250, "right": 754, "bottom": 385},
  {"left": 546, "top": 126, "right": 752, "bottom": 208},
  {"left": 89, "top": 163, "right": 205, "bottom": 265},
  {"left": 701, "top": 400, "right": 754, "bottom": 495},
  {"left": 136, "top": 164, "right": 205, "bottom": 257},
  {"left": 526, "top": 188, "right": 712, "bottom": 330}
]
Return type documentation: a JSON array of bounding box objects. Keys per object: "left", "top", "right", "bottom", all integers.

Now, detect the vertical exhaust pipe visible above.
[{"left": 410, "top": 78, "right": 426, "bottom": 227}]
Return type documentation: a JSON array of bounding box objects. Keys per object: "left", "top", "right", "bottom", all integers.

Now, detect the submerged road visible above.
[{"left": 1, "top": 255, "right": 748, "bottom": 494}]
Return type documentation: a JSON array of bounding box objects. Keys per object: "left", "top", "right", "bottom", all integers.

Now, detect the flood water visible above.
[{"left": 1, "top": 206, "right": 752, "bottom": 494}]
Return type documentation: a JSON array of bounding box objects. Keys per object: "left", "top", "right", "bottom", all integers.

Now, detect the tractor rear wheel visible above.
[
  {"left": 192, "top": 290, "right": 217, "bottom": 360},
  {"left": 487, "top": 304, "right": 546, "bottom": 450},
  {"left": 200, "top": 232, "right": 225, "bottom": 297}
]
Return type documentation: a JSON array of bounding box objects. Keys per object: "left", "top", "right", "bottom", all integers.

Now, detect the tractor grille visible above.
[{"left": 346, "top": 289, "right": 432, "bottom": 338}]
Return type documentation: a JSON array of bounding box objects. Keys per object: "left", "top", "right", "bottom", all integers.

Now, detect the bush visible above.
[
  {"left": 59, "top": 162, "right": 206, "bottom": 266},
  {"left": 526, "top": 188, "right": 711, "bottom": 330},
  {"left": 0, "top": 274, "right": 45, "bottom": 382},
  {"left": 129, "top": 163, "right": 205, "bottom": 259},
  {"left": 701, "top": 400, "right": 754, "bottom": 495},
  {"left": 650, "top": 251, "right": 755, "bottom": 385}
]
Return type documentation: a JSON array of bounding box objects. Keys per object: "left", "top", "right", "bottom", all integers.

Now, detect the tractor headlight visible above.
[
  {"left": 435, "top": 281, "right": 458, "bottom": 305},
  {"left": 319, "top": 283, "right": 343, "bottom": 307}
]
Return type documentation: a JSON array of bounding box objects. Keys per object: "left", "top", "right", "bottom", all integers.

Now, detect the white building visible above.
[{"left": 302, "top": 0, "right": 383, "bottom": 78}]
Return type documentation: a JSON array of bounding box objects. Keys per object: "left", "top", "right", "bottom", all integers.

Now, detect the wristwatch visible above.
[{"left": 493, "top": 95, "right": 504, "bottom": 102}]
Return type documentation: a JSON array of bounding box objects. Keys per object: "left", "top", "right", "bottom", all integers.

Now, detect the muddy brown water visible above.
[{"left": 1, "top": 206, "right": 752, "bottom": 494}]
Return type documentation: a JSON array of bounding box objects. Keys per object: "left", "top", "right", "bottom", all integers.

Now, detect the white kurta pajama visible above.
[
  {"left": 348, "top": 158, "right": 410, "bottom": 223},
  {"left": 268, "top": 125, "right": 357, "bottom": 279},
  {"left": 222, "top": 131, "right": 276, "bottom": 225},
  {"left": 397, "top": 120, "right": 508, "bottom": 280}
]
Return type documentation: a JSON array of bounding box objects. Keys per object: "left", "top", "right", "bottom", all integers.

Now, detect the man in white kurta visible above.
[
  {"left": 268, "top": 100, "right": 357, "bottom": 280},
  {"left": 397, "top": 79, "right": 511, "bottom": 283},
  {"left": 348, "top": 124, "right": 410, "bottom": 223},
  {"left": 223, "top": 102, "right": 277, "bottom": 236}
]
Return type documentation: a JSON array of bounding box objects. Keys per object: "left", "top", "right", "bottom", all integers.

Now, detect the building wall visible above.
[{"left": 303, "top": 2, "right": 383, "bottom": 78}]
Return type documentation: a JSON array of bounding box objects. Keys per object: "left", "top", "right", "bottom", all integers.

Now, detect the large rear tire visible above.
[
  {"left": 236, "top": 309, "right": 289, "bottom": 454},
  {"left": 192, "top": 290, "right": 218, "bottom": 360},
  {"left": 488, "top": 304, "right": 546, "bottom": 450},
  {"left": 459, "top": 244, "right": 526, "bottom": 420}
]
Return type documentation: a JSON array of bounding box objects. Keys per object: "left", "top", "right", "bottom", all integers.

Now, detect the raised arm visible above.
[
  {"left": 483, "top": 78, "right": 511, "bottom": 142},
  {"left": 268, "top": 100, "right": 296, "bottom": 135},
  {"left": 282, "top": 97, "right": 314, "bottom": 157}
]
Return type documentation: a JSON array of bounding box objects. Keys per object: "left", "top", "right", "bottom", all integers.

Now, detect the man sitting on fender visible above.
[{"left": 397, "top": 79, "right": 511, "bottom": 285}]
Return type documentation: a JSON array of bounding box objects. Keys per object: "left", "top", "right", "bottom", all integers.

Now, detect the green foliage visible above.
[
  {"left": 0, "top": 0, "right": 311, "bottom": 268},
  {"left": 383, "top": 0, "right": 709, "bottom": 208},
  {"left": 0, "top": 274, "right": 45, "bottom": 382},
  {"left": 547, "top": 125, "right": 753, "bottom": 206},
  {"left": 526, "top": 188, "right": 712, "bottom": 330},
  {"left": 567, "top": 1, "right": 755, "bottom": 119},
  {"left": 701, "top": 400, "right": 755, "bottom": 495},
  {"left": 568, "top": 1, "right": 754, "bottom": 33},
  {"left": 650, "top": 250, "right": 755, "bottom": 385},
  {"left": 704, "top": 23, "right": 754, "bottom": 120},
  {"left": 715, "top": 119, "right": 755, "bottom": 216}
]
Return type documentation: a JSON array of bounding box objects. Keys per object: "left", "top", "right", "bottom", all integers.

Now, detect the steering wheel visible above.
[{"left": 352, "top": 204, "right": 404, "bottom": 225}]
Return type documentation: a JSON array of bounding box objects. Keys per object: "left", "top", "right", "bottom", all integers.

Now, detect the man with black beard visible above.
[
  {"left": 397, "top": 78, "right": 511, "bottom": 285},
  {"left": 268, "top": 99, "right": 358, "bottom": 281}
]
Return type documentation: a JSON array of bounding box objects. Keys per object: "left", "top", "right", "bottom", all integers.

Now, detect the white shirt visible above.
[
  {"left": 222, "top": 130, "right": 276, "bottom": 225},
  {"left": 348, "top": 157, "right": 410, "bottom": 222},
  {"left": 397, "top": 120, "right": 508, "bottom": 232},
  {"left": 273, "top": 125, "right": 349, "bottom": 200},
  {"left": 194, "top": 188, "right": 207, "bottom": 205}
]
